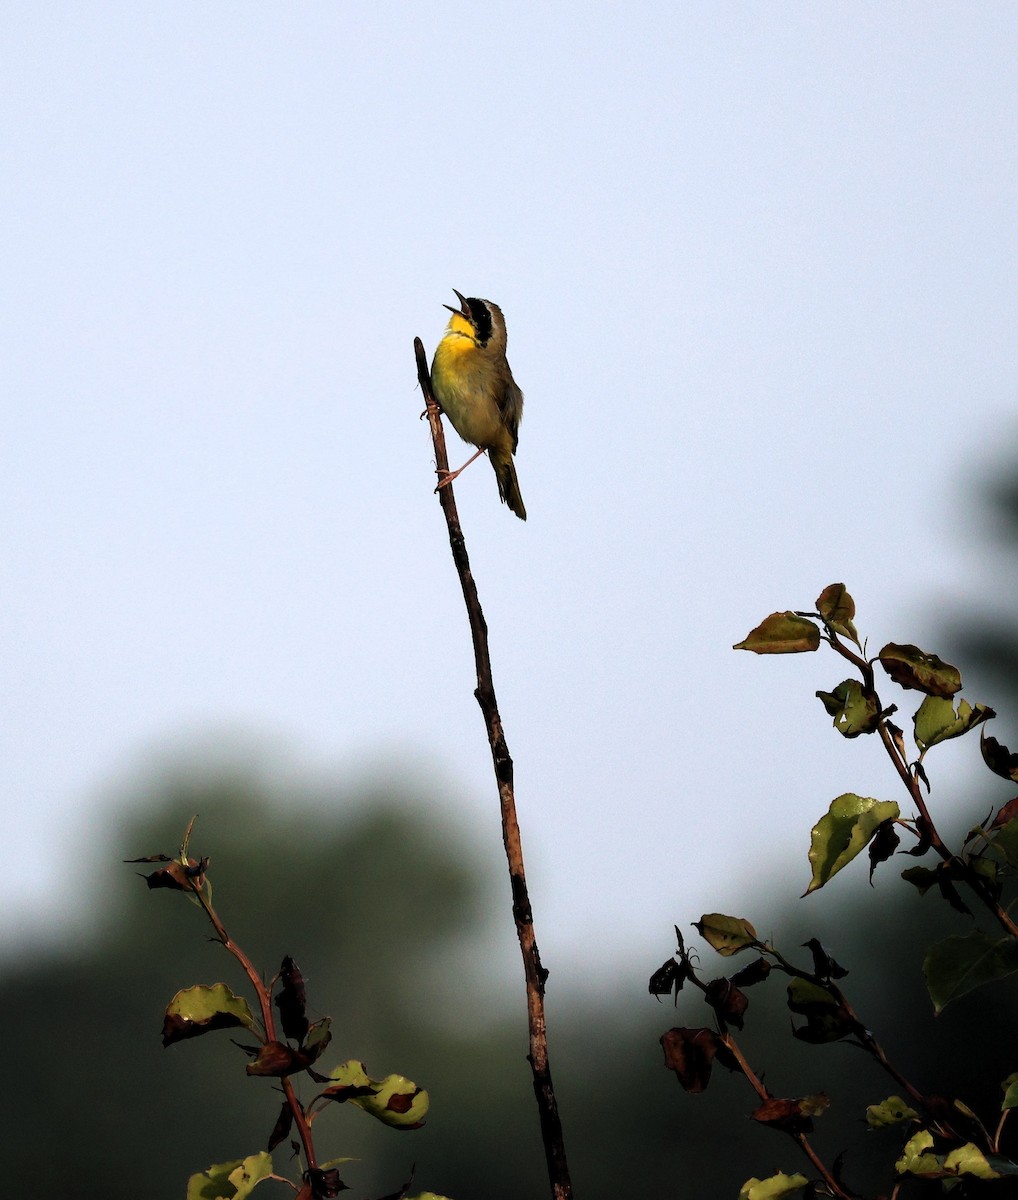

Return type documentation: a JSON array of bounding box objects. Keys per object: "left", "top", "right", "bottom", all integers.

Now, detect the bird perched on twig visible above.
[{"left": 430, "top": 290, "right": 526, "bottom": 521}]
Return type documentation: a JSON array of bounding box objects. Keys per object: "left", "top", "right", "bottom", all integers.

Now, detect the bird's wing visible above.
[{"left": 499, "top": 375, "right": 524, "bottom": 453}]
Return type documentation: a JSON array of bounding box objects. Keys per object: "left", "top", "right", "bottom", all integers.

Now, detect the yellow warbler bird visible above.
[{"left": 430, "top": 290, "right": 526, "bottom": 520}]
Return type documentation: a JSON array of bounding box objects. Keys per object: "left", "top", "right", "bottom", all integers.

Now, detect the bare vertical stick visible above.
[{"left": 414, "top": 337, "right": 573, "bottom": 1200}]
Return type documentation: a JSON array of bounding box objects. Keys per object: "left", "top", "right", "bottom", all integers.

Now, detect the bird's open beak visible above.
[{"left": 443, "top": 288, "right": 471, "bottom": 319}]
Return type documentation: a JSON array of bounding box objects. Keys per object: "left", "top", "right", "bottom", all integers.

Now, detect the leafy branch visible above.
[
  {"left": 128, "top": 818, "right": 439, "bottom": 1200},
  {"left": 653, "top": 584, "right": 1018, "bottom": 1198},
  {"left": 737, "top": 583, "right": 1018, "bottom": 973}
]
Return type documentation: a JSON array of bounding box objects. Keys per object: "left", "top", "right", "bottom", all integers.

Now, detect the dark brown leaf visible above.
[
  {"left": 982, "top": 734, "right": 1018, "bottom": 783},
  {"left": 907, "top": 814, "right": 934, "bottom": 857},
  {"left": 140, "top": 857, "right": 208, "bottom": 891},
  {"left": 751, "top": 1096, "right": 815, "bottom": 1135},
  {"left": 275, "top": 956, "right": 309, "bottom": 1044},
  {"left": 868, "top": 819, "right": 901, "bottom": 883},
  {"left": 704, "top": 978, "right": 749, "bottom": 1030},
  {"left": 901, "top": 865, "right": 939, "bottom": 894},
  {"left": 878, "top": 643, "right": 961, "bottom": 697},
  {"left": 936, "top": 868, "right": 973, "bottom": 917},
  {"left": 787, "top": 980, "right": 856, "bottom": 1042},
  {"left": 267, "top": 1100, "right": 293, "bottom": 1151},
  {"left": 246, "top": 1040, "right": 299, "bottom": 1077},
  {"left": 306, "top": 1167, "right": 348, "bottom": 1198},
  {"left": 802, "top": 938, "right": 849, "bottom": 981},
  {"left": 160, "top": 1007, "right": 246, "bottom": 1047},
  {"left": 730, "top": 957, "right": 772, "bottom": 987},
  {"left": 316, "top": 1082, "right": 378, "bottom": 1105},
  {"left": 992, "top": 796, "right": 1018, "bottom": 830},
  {"left": 648, "top": 958, "right": 688, "bottom": 1000},
  {"left": 660, "top": 1026, "right": 721, "bottom": 1093}
]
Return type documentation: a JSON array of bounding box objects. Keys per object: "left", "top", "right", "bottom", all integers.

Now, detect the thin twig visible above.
[
  {"left": 764, "top": 943, "right": 960, "bottom": 1141},
  {"left": 718, "top": 1033, "right": 851, "bottom": 1199},
  {"left": 677, "top": 940, "right": 851, "bottom": 1197},
  {"left": 188, "top": 878, "right": 319, "bottom": 1174},
  {"left": 413, "top": 337, "right": 573, "bottom": 1200}
]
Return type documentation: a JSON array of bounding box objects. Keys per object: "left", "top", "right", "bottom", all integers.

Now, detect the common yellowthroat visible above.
[{"left": 430, "top": 290, "right": 526, "bottom": 521}]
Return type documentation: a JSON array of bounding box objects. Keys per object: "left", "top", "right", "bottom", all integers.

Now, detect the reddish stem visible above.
[{"left": 189, "top": 880, "right": 318, "bottom": 1174}]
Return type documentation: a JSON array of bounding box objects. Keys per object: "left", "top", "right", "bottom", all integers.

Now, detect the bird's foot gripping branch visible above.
[
  {"left": 653, "top": 584, "right": 1018, "bottom": 1200},
  {"left": 127, "top": 818, "right": 449, "bottom": 1200}
]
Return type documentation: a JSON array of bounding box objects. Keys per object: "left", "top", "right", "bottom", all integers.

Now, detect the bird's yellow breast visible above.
[{"left": 431, "top": 330, "right": 511, "bottom": 452}]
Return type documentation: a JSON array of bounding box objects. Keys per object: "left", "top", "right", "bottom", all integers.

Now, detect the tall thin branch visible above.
[{"left": 413, "top": 337, "right": 573, "bottom": 1200}]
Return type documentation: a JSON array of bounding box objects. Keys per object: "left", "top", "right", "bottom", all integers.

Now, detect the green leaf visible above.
[
  {"left": 992, "top": 819, "right": 1018, "bottom": 869},
  {"left": 786, "top": 978, "right": 839, "bottom": 1012},
  {"left": 1002, "top": 1076, "right": 1018, "bottom": 1111},
  {"left": 805, "top": 795, "right": 900, "bottom": 894},
  {"left": 321, "top": 1061, "right": 429, "bottom": 1128},
  {"left": 895, "top": 1129, "right": 943, "bottom": 1177},
  {"left": 186, "top": 1153, "right": 274, "bottom": 1200},
  {"left": 866, "top": 1095, "right": 919, "bottom": 1128},
  {"left": 816, "top": 583, "right": 859, "bottom": 644},
  {"left": 354, "top": 1073, "right": 430, "bottom": 1129},
  {"left": 303, "top": 1017, "right": 333, "bottom": 1062},
  {"left": 914, "top": 695, "right": 995, "bottom": 751},
  {"left": 798, "top": 1092, "right": 830, "bottom": 1117},
  {"left": 878, "top": 643, "right": 961, "bottom": 698},
  {"left": 693, "top": 913, "right": 759, "bottom": 956},
  {"left": 970, "top": 855, "right": 999, "bottom": 888},
  {"left": 738, "top": 1172, "right": 809, "bottom": 1200},
  {"left": 816, "top": 679, "right": 880, "bottom": 737},
  {"left": 924, "top": 930, "right": 1018, "bottom": 1014},
  {"left": 162, "top": 983, "right": 256, "bottom": 1047},
  {"left": 734, "top": 613, "right": 820, "bottom": 654},
  {"left": 943, "top": 1144, "right": 1003, "bottom": 1179},
  {"left": 785, "top": 978, "right": 854, "bottom": 1042},
  {"left": 896, "top": 1132, "right": 1015, "bottom": 1181}
]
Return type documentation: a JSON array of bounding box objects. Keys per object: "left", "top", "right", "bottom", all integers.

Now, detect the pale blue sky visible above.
[{"left": 3, "top": 4, "right": 1017, "bottom": 977}]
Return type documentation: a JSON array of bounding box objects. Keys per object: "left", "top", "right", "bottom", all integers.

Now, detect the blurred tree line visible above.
[
  {"left": 2, "top": 756, "right": 1014, "bottom": 1198},
  {"left": 0, "top": 767, "right": 679, "bottom": 1198},
  {"left": 942, "top": 468, "right": 1018, "bottom": 718},
  {"left": 4, "top": 465, "right": 1018, "bottom": 1199}
]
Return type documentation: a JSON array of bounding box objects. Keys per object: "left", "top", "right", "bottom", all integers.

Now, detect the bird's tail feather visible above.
[{"left": 491, "top": 451, "right": 527, "bottom": 521}]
